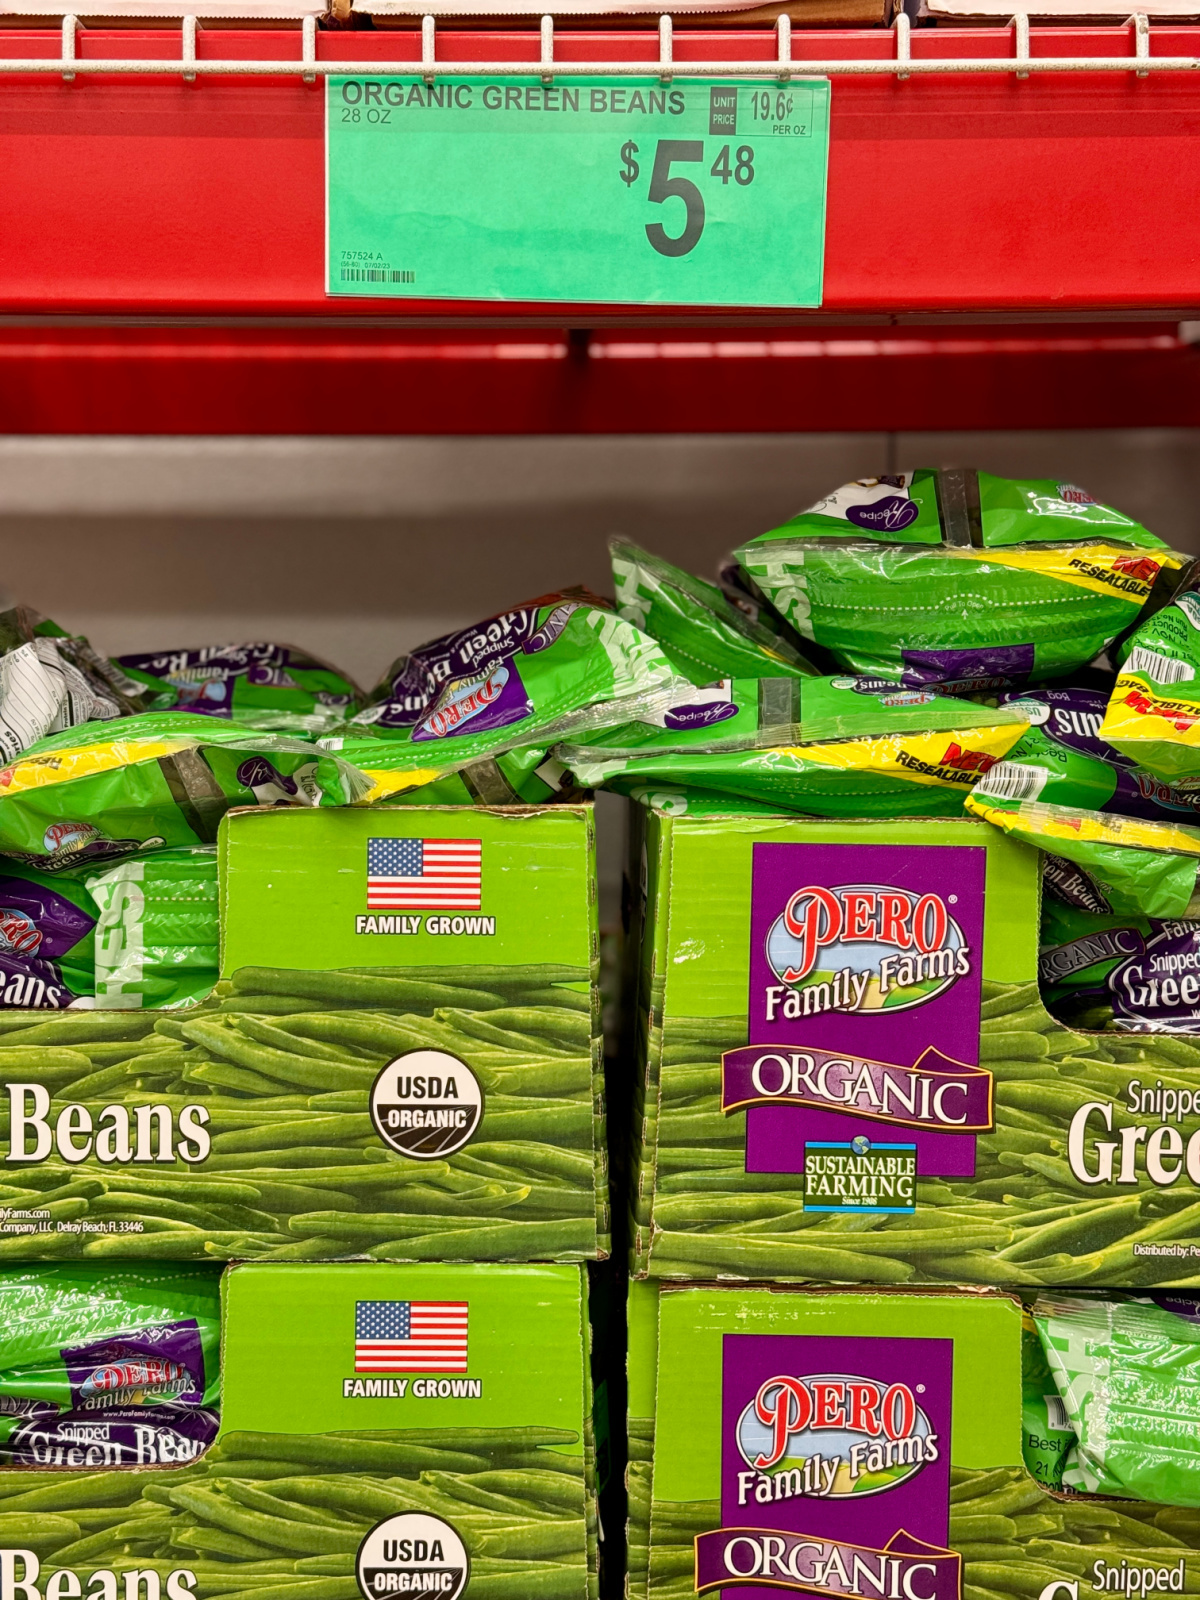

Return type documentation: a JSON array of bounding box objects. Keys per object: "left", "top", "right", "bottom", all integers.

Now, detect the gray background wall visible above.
[{"left": 1, "top": 430, "right": 1197, "bottom": 689}]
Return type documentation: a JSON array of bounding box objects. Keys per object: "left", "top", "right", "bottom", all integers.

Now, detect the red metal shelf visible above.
[
  {"left": 0, "top": 322, "right": 1196, "bottom": 432},
  {"left": 1, "top": 22, "right": 1200, "bottom": 323}
]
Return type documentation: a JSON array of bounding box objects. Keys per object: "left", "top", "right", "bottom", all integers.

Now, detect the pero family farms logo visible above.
[{"left": 696, "top": 1334, "right": 956, "bottom": 1599}]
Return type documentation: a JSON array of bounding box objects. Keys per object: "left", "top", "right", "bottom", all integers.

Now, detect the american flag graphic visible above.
[
  {"left": 355, "top": 1300, "right": 469, "bottom": 1372},
  {"left": 366, "top": 837, "right": 482, "bottom": 910}
]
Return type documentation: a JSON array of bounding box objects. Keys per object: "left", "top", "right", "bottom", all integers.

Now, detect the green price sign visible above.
[{"left": 326, "top": 76, "right": 830, "bottom": 307}]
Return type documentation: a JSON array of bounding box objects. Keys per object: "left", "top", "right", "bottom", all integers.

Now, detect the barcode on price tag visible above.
[{"left": 325, "top": 77, "right": 830, "bottom": 308}]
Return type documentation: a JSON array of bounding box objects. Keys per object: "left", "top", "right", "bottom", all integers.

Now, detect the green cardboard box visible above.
[
  {"left": 0, "top": 804, "right": 608, "bottom": 1263},
  {"left": 626, "top": 1278, "right": 658, "bottom": 1600},
  {"left": 0, "top": 1261, "right": 598, "bottom": 1600},
  {"left": 631, "top": 808, "right": 1200, "bottom": 1288},
  {"left": 643, "top": 1284, "right": 1200, "bottom": 1600}
]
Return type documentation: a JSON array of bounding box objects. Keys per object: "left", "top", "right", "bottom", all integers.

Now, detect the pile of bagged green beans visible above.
[
  {"left": 640, "top": 1465, "right": 1200, "bottom": 1600},
  {"left": 636, "top": 980, "right": 1200, "bottom": 1286},
  {"left": 0, "top": 1427, "right": 594, "bottom": 1600},
  {"left": 0, "top": 964, "right": 607, "bottom": 1262}
]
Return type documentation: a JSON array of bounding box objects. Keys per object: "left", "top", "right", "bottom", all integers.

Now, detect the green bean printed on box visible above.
[
  {"left": 0, "top": 805, "right": 607, "bottom": 1262},
  {"left": 0, "top": 1263, "right": 598, "bottom": 1600},
  {"left": 631, "top": 809, "right": 1200, "bottom": 1287},
  {"left": 643, "top": 1286, "right": 1200, "bottom": 1600}
]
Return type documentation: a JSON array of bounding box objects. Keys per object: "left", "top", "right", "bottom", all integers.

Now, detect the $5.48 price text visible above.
[{"left": 619, "top": 139, "right": 756, "bottom": 258}]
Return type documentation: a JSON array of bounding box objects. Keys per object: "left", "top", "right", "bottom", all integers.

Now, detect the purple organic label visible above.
[
  {"left": 63, "top": 1320, "right": 205, "bottom": 1410},
  {"left": 1109, "top": 920, "right": 1200, "bottom": 1031},
  {"left": 846, "top": 496, "right": 919, "bottom": 533},
  {"left": 5, "top": 1403, "right": 217, "bottom": 1468},
  {"left": 697, "top": 1333, "right": 954, "bottom": 1599},
  {"left": 901, "top": 643, "right": 1035, "bottom": 694},
  {"left": 411, "top": 660, "right": 532, "bottom": 743},
  {"left": 740, "top": 843, "right": 987, "bottom": 1182},
  {"left": 373, "top": 597, "right": 582, "bottom": 729},
  {"left": 523, "top": 601, "right": 583, "bottom": 654}
]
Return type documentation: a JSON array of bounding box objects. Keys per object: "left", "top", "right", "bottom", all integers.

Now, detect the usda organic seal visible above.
[
  {"left": 357, "top": 1512, "right": 469, "bottom": 1600},
  {"left": 369, "top": 1049, "right": 483, "bottom": 1160}
]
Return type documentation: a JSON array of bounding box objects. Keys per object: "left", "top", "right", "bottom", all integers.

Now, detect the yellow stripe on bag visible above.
[
  {"left": 966, "top": 792, "right": 1200, "bottom": 856},
  {"left": 352, "top": 766, "right": 446, "bottom": 805},
  {"left": 957, "top": 544, "right": 1181, "bottom": 604},
  {"left": 0, "top": 739, "right": 196, "bottom": 795},
  {"left": 1100, "top": 674, "right": 1200, "bottom": 751},
  {"left": 791, "top": 722, "right": 1028, "bottom": 789}
]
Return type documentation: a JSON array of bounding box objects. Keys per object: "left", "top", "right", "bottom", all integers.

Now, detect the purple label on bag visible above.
[
  {"left": 846, "top": 496, "right": 919, "bottom": 533},
  {"left": 901, "top": 644, "right": 1035, "bottom": 694},
  {"left": 1108, "top": 920, "right": 1200, "bottom": 1031},
  {"left": 372, "top": 596, "right": 587, "bottom": 729},
  {"left": 736, "top": 843, "right": 987, "bottom": 1184},
  {"left": 4, "top": 1403, "right": 217, "bottom": 1469},
  {"left": 695, "top": 1333, "right": 955, "bottom": 1599},
  {"left": 63, "top": 1320, "right": 206, "bottom": 1410},
  {"left": 1005, "top": 686, "right": 1200, "bottom": 823},
  {"left": 410, "top": 660, "right": 533, "bottom": 742},
  {"left": 664, "top": 701, "right": 740, "bottom": 731},
  {"left": 116, "top": 643, "right": 307, "bottom": 718},
  {"left": 0, "top": 950, "right": 81, "bottom": 1009},
  {"left": 0, "top": 876, "right": 94, "bottom": 961}
]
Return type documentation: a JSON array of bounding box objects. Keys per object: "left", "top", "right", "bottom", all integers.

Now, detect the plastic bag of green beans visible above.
[
  {"left": 1035, "top": 1294, "right": 1200, "bottom": 1506},
  {"left": 560, "top": 674, "right": 1030, "bottom": 818},
  {"left": 0, "top": 1263, "right": 220, "bottom": 1410},
  {"left": 0, "top": 712, "right": 370, "bottom": 871},
  {"left": 329, "top": 592, "right": 691, "bottom": 802},
  {"left": 113, "top": 641, "right": 362, "bottom": 733},
  {"left": 1021, "top": 1305, "right": 1077, "bottom": 1492},
  {"left": 0, "top": 608, "right": 130, "bottom": 765},
  {"left": 966, "top": 789, "right": 1200, "bottom": 918},
  {"left": 1102, "top": 560, "right": 1200, "bottom": 781},
  {"left": 86, "top": 846, "right": 218, "bottom": 1010},
  {"left": 981, "top": 684, "right": 1200, "bottom": 821},
  {"left": 610, "top": 537, "right": 818, "bottom": 685},
  {"left": 734, "top": 470, "right": 1181, "bottom": 688},
  {"left": 1038, "top": 896, "right": 1200, "bottom": 1032}
]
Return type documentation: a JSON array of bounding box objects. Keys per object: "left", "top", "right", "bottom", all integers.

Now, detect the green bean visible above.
[
  {"left": 472, "top": 1521, "right": 590, "bottom": 1561},
  {"left": 0, "top": 1013, "right": 158, "bottom": 1045},
  {"left": 467, "top": 1471, "right": 585, "bottom": 1512},
  {"left": 998, "top": 1197, "right": 1142, "bottom": 1262},
  {"left": 367, "top": 1218, "right": 596, "bottom": 1260},
  {"left": 651, "top": 1229, "right": 915, "bottom": 1282},
  {"left": 216, "top": 1431, "right": 490, "bottom": 1474},
  {"left": 519, "top": 986, "right": 592, "bottom": 1012},
  {"left": 205, "top": 1585, "right": 360, "bottom": 1600},
  {"left": 231, "top": 966, "right": 508, "bottom": 1012},
  {"left": 0, "top": 1513, "right": 81, "bottom": 1552},
  {"left": 344, "top": 963, "right": 588, "bottom": 992},
  {"left": 234, "top": 1015, "right": 384, "bottom": 1067},
  {"left": 181, "top": 1021, "right": 377, "bottom": 1091},
  {"left": 218, "top": 1480, "right": 370, "bottom": 1531},
  {"left": 185, "top": 1061, "right": 295, "bottom": 1097},
  {"left": 214, "top": 995, "right": 328, "bottom": 1015},
  {"left": 980, "top": 982, "right": 1042, "bottom": 1018},
  {"left": 211, "top": 1115, "right": 374, "bottom": 1155},
  {"left": 464, "top": 1144, "right": 593, "bottom": 1185}
]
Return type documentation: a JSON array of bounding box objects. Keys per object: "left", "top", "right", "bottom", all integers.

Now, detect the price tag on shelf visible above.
[{"left": 326, "top": 76, "right": 830, "bottom": 308}]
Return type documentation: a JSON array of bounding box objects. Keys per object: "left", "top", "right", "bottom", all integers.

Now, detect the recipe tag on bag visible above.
[{"left": 325, "top": 75, "right": 830, "bottom": 307}]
